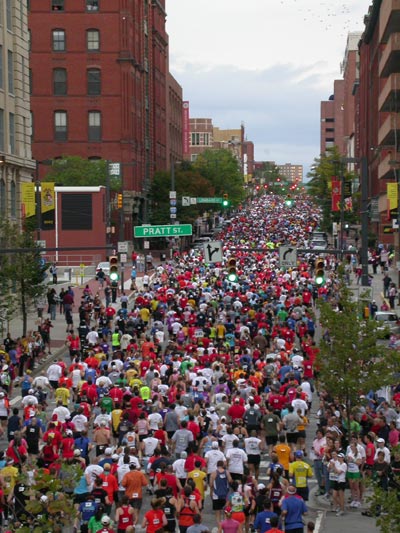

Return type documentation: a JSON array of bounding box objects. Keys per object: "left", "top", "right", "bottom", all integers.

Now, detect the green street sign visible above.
[
  {"left": 196, "top": 197, "right": 223, "bottom": 204},
  {"left": 134, "top": 224, "right": 193, "bottom": 238}
]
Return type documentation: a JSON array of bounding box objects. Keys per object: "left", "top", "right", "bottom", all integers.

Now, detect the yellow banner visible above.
[
  {"left": 387, "top": 182, "right": 398, "bottom": 210},
  {"left": 21, "top": 182, "right": 35, "bottom": 218},
  {"left": 41, "top": 182, "right": 55, "bottom": 213}
]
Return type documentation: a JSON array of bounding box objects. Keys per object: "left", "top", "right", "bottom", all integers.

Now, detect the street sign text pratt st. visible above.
[{"left": 134, "top": 224, "right": 193, "bottom": 238}]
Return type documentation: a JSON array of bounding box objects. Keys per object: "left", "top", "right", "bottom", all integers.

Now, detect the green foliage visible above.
[
  {"left": 193, "top": 149, "right": 245, "bottom": 203},
  {"left": 317, "top": 275, "right": 400, "bottom": 413},
  {"left": 0, "top": 220, "right": 49, "bottom": 336},
  {"left": 14, "top": 463, "right": 80, "bottom": 533},
  {"left": 149, "top": 150, "right": 245, "bottom": 225},
  {"left": 44, "top": 155, "right": 120, "bottom": 191},
  {"left": 306, "top": 146, "right": 359, "bottom": 232}
]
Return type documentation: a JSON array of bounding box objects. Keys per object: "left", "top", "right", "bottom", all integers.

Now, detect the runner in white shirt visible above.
[
  {"left": 205, "top": 442, "right": 226, "bottom": 475},
  {"left": 244, "top": 432, "right": 263, "bottom": 479},
  {"left": 148, "top": 411, "right": 163, "bottom": 431},
  {"left": 221, "top": 432, "right": 239, "bottom": 452},
  {"left": 47, "top": 363, "right": 62, "bottom": 388},
  {"left": 225, "top": 441, "right": 248, "bottom": 480}
]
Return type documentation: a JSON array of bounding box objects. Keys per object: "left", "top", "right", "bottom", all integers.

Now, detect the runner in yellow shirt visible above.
[{"left": 187, "top": 461, "right": 207, "bottom": 502}]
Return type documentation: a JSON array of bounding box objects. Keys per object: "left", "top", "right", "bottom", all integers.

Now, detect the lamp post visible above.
[{"left": 341, "top": 156, "right": 369, "bottom": 287}]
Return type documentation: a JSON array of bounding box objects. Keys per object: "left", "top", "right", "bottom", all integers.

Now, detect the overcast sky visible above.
[{"left": 166, "top": 0, "right": 369, "bottom": 175}]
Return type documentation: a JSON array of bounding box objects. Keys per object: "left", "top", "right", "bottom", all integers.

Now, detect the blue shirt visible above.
[
  {"left": 254, "top": 510, "right": 278, "bottom": 533},
  {"left": 281, "top": 496, "right": 307, "bottom": 530}
]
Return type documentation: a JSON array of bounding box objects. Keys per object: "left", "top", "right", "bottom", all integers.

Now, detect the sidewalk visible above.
[{"left": 4, "top": 265, "right": 148, "bottom": 357}]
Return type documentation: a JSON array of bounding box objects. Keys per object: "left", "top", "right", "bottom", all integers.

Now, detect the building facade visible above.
[
  {"left": 0, "top": 0, "right": 35, "bottom": 226},
  {"left": 277, "top": 163, "right": 303, "bottom": 182},
  {"left": 357, "top": 0, "right": 400, "bottom": 245},
  {"left": 28, "top": 0, "right": 173, "bottom": 238},
  {"left": 166, "top": 72, "right": 183, "bottom": 169},
  {"left": 320, "top": 80, "right": 345, "bottom": 155}
]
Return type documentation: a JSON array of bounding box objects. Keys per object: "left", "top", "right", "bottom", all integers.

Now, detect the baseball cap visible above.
[
  {"left": 105, "top": 447, "right": 113, "bottom": 455},
  {"left": 257, "top": 483, "right": 266, "bottom": 490},
  {"left": 73, "top": 449, "right": 81, "bottom": 457},
  {"left": 224, "top": 506, "right": 232, "bottom": 514},
  {"left": 377, "top": 438, "right": 385, "bottom": 443},
  {"left": 112, "top": 454, "right": 119, "bottom": 461},
  {"left": 295, "top": 450, "right": 304, "bottom": 457},
  {"left": 287, "top": 486, "right": 297, "bottom": 495},
  {"left": 101, "top": 516, "right": 111, "bottom": 525},
  {"left": 181, "top": 451, "right": 188, "bottom": 459},
  {"left": 337, "top": 453, "right": 345, "bottom": 458},
  {"left": 212, "top": 441, "right": 219, "bottom": 448}
]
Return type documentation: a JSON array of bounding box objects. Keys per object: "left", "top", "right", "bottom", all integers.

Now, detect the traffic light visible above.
[
  {"left": 315, "top": 257, "right": 325, "bottom": 286},
  {"left": 222, "top": 194, "right": 229, "bottom": 208},
  {"left": 285, "top": 195, "right": 294, "bottom": 207},
  {"left": 255, "top": 185, "right": 260, "bottom": 191},
  {"left": 109, "top": 255, "right": 119, "bottom": 282},
  {"left": 226, "top": 257, "right": 238, "bottom": 283},
  {"left": 117, "top": 193, "right": 123, "bottom": 209}
]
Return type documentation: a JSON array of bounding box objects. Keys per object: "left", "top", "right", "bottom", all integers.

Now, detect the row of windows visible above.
[
  {"left": 53, "top": 110, "right": 101, "bottom": 141},
  {"left": 51, "top": 29, "right": 100, "bottom": 52},
  {"left": 27, "top": 1, "right": 100, "bottom": 12},
  {"left": 49, "top": 68, "right": 101, "bottom": 96}
]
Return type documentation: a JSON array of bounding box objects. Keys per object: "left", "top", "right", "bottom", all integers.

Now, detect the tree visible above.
[
  {"left": 367, "top": 445, "right": 400, "bottom": 532},
  {"left": 317, "top": 275, "right": 400, "bottom": 430},
  {"left": 307, "top": 146, "right": 358, "bottom": 232},
  {"left": 14, "top": 463, "right": 80, "bottom": 532},
  {"left": 193, "top": 149, "right": 245, "bottom": 204},
  {"left": 0, "top": 221, "right": 49, "bottom": 336},
  {"left": 43, "top": 156, "right": 120, "bottom": 191}
]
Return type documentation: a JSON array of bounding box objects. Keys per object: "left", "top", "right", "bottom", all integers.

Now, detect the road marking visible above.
[
  {"left": 10, "top": 395, "right": 21, "bottom": 406},
  {"left": 314, "top": 510, "right": 324, "bottom": 533}
]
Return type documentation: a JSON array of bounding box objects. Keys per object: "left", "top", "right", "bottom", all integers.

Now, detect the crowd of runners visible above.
[{"left": 0, "top": 193, "right": 398, "bottom": 533}]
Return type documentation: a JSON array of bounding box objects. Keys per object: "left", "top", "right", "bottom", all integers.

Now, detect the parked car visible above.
[
  {"left": 310, "top": 240, "right": 328, "bottom": 250},
  {"left": 374, "top": 311, "right": 400, "bottom": 337},
  {"left": 96, "top": 261, "right": 110, "bottom": 276}
]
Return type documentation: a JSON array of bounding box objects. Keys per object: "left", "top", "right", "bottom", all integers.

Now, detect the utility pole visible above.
[
  {"left": 106, "top": 160, "right": 111, "bottom": 249},
  {"left": 35, "top": 160, "right": 42, "bottom": 241},
  {"left": 360, "top": 156, "right": 370, "bottom": 287}
]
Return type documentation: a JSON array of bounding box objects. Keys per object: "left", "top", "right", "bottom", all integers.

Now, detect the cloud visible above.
[{"left": 171, "top": 62, "right": 331, "bottom": 169}]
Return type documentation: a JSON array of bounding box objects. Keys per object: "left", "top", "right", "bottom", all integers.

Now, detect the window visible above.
[
  {"left": 0, "top": 180, "right": 5, "bottom": 213},
  {"left": 9, "top": 112, "right": 14, "bottom": 153},
  {"left": 203, "top": 133, "right": 210, "bottom": 146},
  {"left": 53, "top": 68, "right": 67, "bottom": 95},
  {"left": 86, "top": 0, "right": 99, "bottom": 11},
  {"left": 52, "top": 0, "right": 64, "bottom": 11},
  {"left": 88, "top": 111, "right": 101, "bottom": 141},
  {"left": 54, "top": 111, "right": 67, "bottom": 141},
  {"left": 10, "top": 181, "right": 16, "bottom": 217},
  {"left": 0, "top": 46, "right": 3, "bottom": 89},
  {"left": 62, "top": 193, "right": 92, "bottom": 230},
  {"left": 87, "top": 29, "right": 100, "bottom": 51},
  {"left": 7, "top": 50, "right": 13, "bottom": 93},
  {"left": 52, "top": 29, "right": 66, "bottom": 52},
  {"left": 6, "top": 0, "right": 12, "bottom": 31},
  {"left": 191, "top": 132, "right": 200, "bottom": 146},
  {"left": 87, "top": 68, "right": 101, "bottom": 95},
  {"left": 325, "top": 118, "right": 335, "bottom": 123},
  {"left": 0, "top": 110, "right": 4, "bottom": 151}
]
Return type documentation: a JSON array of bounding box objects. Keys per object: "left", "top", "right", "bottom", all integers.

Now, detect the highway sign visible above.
[
  {"left": 279, "top": 246, "right": 297, "bottom": 268},
  {"left": 182, "top": 197, "right": 191, "bottom": 206},
  {"left": 203, "top": 240, "right": 223, "bottom": 263},
  {"left": 197, "top": 197, "right": 223, "bottom": 204},
  {"left": 134, "top": 224, "right": 192, "bottom": 238}
]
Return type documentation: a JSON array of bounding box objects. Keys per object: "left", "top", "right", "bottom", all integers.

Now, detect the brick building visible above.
[
  {"left": 28, "top": 0, "right": 180, "bottom": 238},
  {"left": 357, "top": 0, "right": 400, "bottom": 245},
  {"left": 320, "top": 80, "right": 345, "bottom": 155}
]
